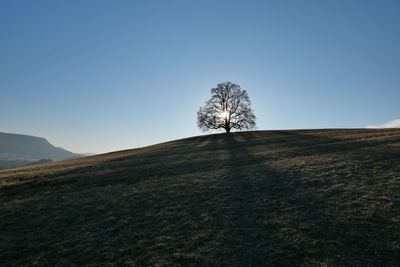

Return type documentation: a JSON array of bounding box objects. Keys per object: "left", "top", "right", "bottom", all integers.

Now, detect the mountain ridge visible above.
[{"left": 0, "top": 132, "right": 80, "bottom": 169}]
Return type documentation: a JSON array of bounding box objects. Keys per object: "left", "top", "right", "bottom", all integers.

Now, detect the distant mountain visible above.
[{"left": 0, "top": 132, "right": 81, "bottom": 169}]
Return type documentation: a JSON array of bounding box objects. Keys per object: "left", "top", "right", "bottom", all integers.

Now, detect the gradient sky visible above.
[{"left": 1, "top": 0, "right": 399, "bottom": 153}]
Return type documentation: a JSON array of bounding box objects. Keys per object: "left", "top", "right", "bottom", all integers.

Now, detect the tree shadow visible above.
[
  {"left": 216, "top": 133, "right": 311, "bottom": 266},
  {"left": 214, "top": 130, "right": 400, "bottom": 266}
]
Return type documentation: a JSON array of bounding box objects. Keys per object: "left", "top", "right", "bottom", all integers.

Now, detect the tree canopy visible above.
[{"left": 197, "top": 82, "right": 256, "bottom": 133}]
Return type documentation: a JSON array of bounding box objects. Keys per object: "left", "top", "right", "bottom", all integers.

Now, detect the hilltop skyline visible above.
[{"left": 1, "top": 0, "right": 399, "bottom": 153}]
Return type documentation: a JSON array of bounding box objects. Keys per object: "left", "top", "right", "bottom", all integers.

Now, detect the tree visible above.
[{"left": 197, "top": 81, "right": 256, "bottom": 133}]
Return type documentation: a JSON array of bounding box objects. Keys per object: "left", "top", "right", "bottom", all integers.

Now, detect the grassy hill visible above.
[{"left": 1, "top": 129, "right": 400, "bottom": 266}]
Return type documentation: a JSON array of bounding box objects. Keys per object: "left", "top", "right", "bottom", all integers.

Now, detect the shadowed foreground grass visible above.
[{"left": 1, "top": 129, "right": 400, "bottom": 266}]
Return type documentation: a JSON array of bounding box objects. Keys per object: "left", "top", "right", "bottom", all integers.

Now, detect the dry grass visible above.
[{"left": 1, "top": 129, "right": 400, "bottom": 266}]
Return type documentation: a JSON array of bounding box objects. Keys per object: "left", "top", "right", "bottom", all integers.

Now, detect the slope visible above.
[{"left": 1, "top": 129, "right": 400, "bottom": 266}]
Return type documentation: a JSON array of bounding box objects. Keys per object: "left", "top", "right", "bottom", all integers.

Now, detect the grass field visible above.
[{"left": 1, "top": 129, "right": 400, "bottom": 266}]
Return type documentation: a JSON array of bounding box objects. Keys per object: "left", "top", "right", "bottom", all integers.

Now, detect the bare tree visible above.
[{"left": 197, "top": 82, "right": 256, "bottom": 133}]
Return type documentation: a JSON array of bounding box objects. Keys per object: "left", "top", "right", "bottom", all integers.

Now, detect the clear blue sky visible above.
[{"left": 1, "top": 0, "right": 399, "bottom": 153}]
